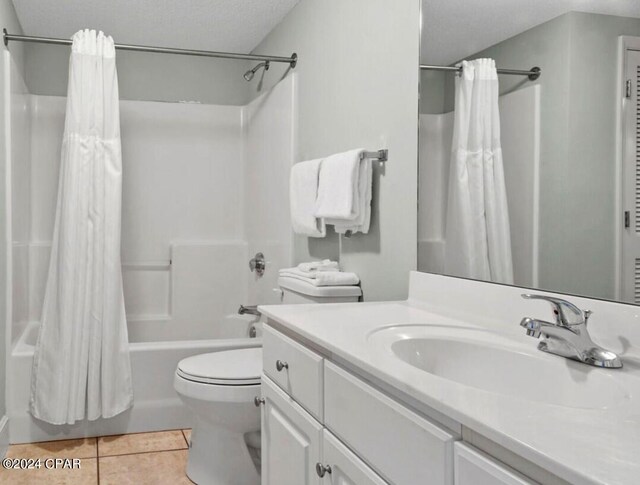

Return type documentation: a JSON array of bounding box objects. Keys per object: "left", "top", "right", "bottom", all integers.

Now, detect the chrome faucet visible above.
[
  {"left": 520, "top": 294, "right": 622, "bottom": 368},
  {"left": 238, "top": 305, "right": 261, "bottom": 317}
]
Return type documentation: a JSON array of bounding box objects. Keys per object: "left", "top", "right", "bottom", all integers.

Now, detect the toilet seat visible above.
[{"left": 177, "top": 347, "right": 262, "bottom": 386}]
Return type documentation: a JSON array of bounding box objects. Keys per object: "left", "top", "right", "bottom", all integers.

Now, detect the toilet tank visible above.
[{"left": 278, "top": 276, "right": 362, "bottom": 304}]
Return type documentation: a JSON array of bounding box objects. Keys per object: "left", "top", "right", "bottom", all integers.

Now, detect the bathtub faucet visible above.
[{"left": 238, "top": 305, "right": 261, "bottom": 317}]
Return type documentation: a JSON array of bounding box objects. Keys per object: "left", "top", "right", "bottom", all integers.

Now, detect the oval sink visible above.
[{"left": 392, "top": 337, "right": 629, "bottom": 409}]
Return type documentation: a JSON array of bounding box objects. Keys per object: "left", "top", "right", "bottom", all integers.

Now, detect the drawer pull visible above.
[
  {"left": 275, "top": 360, "right": 289, "bottom": 371},
  {"left": 315, "top": 463, "right": 332, "bottom": 477},
  {"left": 253, "top": 396, "right": 265, "bottom": 407}
]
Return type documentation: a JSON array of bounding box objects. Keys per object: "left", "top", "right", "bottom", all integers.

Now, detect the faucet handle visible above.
[{"left": 521, "top": 294, "right": 585, "bottom": 326}]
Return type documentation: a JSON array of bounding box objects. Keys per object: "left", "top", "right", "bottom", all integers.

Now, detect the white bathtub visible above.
[{"left": 8, "top": 316, "right": 262, "bottom": 444}]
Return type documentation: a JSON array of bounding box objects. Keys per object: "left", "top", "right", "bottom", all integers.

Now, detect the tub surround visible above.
[{"left": 259, "top": 271, "right": 640, "bottom": 485}]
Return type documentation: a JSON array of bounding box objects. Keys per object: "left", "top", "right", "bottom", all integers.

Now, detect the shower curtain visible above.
[
  {"left": 444, "top": 59, "right": 514, "bottom": 284},
  {"left": 30, "top": 30, "right": 133, "bottom": 425}
]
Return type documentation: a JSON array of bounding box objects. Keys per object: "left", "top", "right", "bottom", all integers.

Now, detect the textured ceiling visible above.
[
  {"left": 422, "top": 0, "right": 640, "bottom": 65},
  {"left": 11, "top": 0, "right": 300, "bottom": 53}
]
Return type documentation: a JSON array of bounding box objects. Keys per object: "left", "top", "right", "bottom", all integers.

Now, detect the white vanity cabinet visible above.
[
  {"left": 261, "top": 373, "right": 390, "bottom": 485},
  {"left": 261, "top": 324, "right": 459, "bottom": 485}
]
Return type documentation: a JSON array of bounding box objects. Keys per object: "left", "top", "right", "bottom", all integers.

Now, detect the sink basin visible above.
[{"left": 370, "top": 325, "right": 629, "bottom": 409}]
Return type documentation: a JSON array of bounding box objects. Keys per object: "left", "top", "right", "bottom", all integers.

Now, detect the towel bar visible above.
[{"left": 360, "top": 149, "right": 388, "bottom": 162}]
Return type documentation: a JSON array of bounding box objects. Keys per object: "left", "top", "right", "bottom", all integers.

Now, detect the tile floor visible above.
[{"left": 0, "top": 429, "right": 193, "bottom": 484}]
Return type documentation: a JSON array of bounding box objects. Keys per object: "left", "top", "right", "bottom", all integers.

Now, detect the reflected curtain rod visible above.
[
  {"left": 420, "top": 64, "right": 541, "bottom": 81},
  {"left": 3, "top": 29, "right": 298, "bottom": 68}
]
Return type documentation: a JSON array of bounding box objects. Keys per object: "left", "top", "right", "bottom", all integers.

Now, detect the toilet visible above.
[{"left": 174, "top": 277, "right": 361, "bottom": 485}]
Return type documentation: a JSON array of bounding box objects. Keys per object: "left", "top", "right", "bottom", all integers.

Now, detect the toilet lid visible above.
[{"left": 177, "top": 348, "right": 262, "bottom": 386}]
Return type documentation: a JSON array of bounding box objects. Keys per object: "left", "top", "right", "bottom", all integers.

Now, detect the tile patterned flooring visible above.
[{"left": 0, "top": 429, "right": 193, "bottom": 484}]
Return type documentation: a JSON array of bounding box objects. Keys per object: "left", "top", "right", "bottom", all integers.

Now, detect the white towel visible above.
[
  {"left": 290, "top": 159, "right": 326, "bottom": 237},
  {"left": 327, "top": 158, "right": 372, "bottom": 235},
  {"left": 279, "top": 268, "right": 360, "bottom": 286},
  {"left": 314, "top": 149, "right": 364, "bottom": 220},
  {"left": 297, "top": 260, "right": 340, "bottom": 273}
]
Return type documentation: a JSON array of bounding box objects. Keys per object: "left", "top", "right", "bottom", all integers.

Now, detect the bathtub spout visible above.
[{"left": 238, "top": 305, "right": 261, "bottom": 317}]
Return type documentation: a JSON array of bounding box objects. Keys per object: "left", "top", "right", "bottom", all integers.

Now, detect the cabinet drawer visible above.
[
  {"left": 263, "top": 324, "right": 324, "bottom": 419},
  {"left": 324, "top": 361, "right": 458, "bottom": 485},
  {"left": 321, "top": 430, "right": 389, "bottom": 485},
  {"left": 454, "top": 443, "right": 534, "bottom": 485}
]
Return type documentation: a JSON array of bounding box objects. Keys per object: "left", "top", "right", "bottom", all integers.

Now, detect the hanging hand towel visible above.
[
  {"left": 290, "top": 159, "right": 326, "bottom": 237},
  {"left": 314, "top": 149, "right": 364, "bottom": 220},
  {"left": 29, "top": 29, "right": 133, "bottom": 425},
  {"left": 328, "top": 157, "right": 373, "bottom": 235}
]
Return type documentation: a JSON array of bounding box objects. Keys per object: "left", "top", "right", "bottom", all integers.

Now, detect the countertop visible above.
[{"left": 259, "top": 299, "right": 640, "bottom": 485}]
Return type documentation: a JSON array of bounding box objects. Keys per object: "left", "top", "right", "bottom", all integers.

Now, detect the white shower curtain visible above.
[
  {"left": 444, "top": 59, "right": 514, "bottom": 284},
  {"left": 30, "top": 30, "right": 133, "bottom": 425}
]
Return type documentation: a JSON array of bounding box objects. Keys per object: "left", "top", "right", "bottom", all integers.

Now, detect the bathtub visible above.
[{"left": 8, "top": 315, "right": 262, "bottom": 444}]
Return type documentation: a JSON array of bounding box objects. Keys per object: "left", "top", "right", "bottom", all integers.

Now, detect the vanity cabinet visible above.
[
  {"left": 261, "top": 375, "right": 388, "bottom": 485},
  {"left": 261, "top": 324, "right": 458, "bottom": 485}
]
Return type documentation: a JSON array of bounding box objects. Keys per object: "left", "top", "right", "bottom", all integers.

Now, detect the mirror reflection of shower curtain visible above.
[
  {"left": 444, "top": 59, "right": 514, "bottom": 284},
  {"left": 29, "top": 30, "right": 133, "bottom": 425}
]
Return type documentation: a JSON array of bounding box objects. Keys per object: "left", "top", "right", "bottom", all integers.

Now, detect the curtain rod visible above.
[
  {"left": 3, "top": 29, "right": 298, "bottom": 68},
  {"left": 420, "top": 64, "right": 541, "bottom": 81}
]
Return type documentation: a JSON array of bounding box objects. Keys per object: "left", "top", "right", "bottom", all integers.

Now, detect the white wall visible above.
[
  {"left": 250, "top": 0, "right": 420, "bottom": 301},
  {"left": 418, "top": 85, "right": 540, "bottom": 288},
  {"left": 243, "top": 74, "right": 295, "bottom": 306}
]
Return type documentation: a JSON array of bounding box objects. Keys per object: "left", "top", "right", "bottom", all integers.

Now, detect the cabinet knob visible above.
[
  {"left": 253, "top": 396, "right": 265, "bottom": 407},
  {"left": 315, "top": 463, "right": 332, "bottom": 477},
  {"left": 275, "top": 360, "right": 289, "bottom": 372}
]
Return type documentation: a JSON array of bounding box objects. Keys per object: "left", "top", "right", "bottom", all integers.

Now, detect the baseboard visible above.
[{"left": 0, "top": 415, "right": 9, "bottom": 458}]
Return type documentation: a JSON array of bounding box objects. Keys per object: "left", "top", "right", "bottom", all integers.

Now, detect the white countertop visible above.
[{"left": 259, "top": 297, "right": 640, "bottom": 485}]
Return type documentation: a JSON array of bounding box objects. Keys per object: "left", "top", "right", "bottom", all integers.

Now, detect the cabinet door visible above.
[
  {"left": 320, "top": 430, "right": 389, "bottom": 485},
  {"left": 261, "top": 376, "right": 323, "bottom": 485},
  {"left": 454, "top": 443, "right": 534, "bottom": 485}
]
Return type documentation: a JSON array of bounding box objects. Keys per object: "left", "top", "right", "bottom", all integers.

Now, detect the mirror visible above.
[{"left": 419, "top": 1, "right": 640, "bottom": 305}]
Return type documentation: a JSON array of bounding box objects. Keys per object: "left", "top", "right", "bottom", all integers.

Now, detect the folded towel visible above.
[
  {"left": 279, "top": 268, "right": 360, "bottom": 286},
  {"left": 297, "top": 260, "right": 340, "bottom": 273},
  {"left": 314, "top": 149, "right": 364, "bottom": 220},
  {"left": 290, "top": 159, "right": 326, "bottom": 237},
  {"left": 327, "top": 158, "right": 372, "bottom": 235}
]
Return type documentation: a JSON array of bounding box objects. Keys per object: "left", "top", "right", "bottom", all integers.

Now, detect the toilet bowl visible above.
[
  {"left": 174, "top": 278, "right": 361, "bottom": 484},
  {"left": 174, "top": 348, "right": 262, "bottom": 485}
]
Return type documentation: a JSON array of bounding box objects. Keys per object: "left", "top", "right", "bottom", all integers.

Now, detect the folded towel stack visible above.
[
  {"left": 279, "top": 260, "right": 360, "bottom": 287},
  {"left": 289, "top": 149, "right": 372, "bottom": 237}
]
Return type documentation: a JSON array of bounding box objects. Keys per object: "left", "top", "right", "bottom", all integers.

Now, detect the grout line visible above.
[
  {"left": 98, "top": 447, "right": 188, "bottom": 459},
  {"left": 181, "top": 429, "right": 190, "bottom": 446},
  {"left": 96, "top": 438, "right": 100, "bottom": 485}
]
